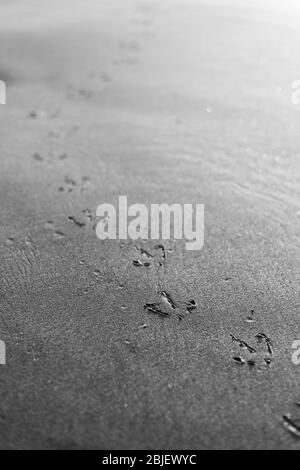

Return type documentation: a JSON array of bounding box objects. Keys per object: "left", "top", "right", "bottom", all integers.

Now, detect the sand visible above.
[{"left": 0, "top": 0, "right": 300, "bottom": 449}]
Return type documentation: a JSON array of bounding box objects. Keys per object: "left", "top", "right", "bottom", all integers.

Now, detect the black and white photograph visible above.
[{"left": 0, "top": 0, "right": 300, "bottom": 453}]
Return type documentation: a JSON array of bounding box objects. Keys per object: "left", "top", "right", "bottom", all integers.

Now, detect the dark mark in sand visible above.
[
  {"left": 132, "top": 259, "right": 143, "bottom": 267},
  {"left": 154, "top": 243, "right": 166, "bottom": 262},
  {"left": 256, "top": 333, "right": 273, "bottom": 355},
  {"left": 64, "top": 176, "right": 76, "bottom": 186},
  {"left": 161, "top": 291, "right": 176, "bottom": 309},
  {"left": 82, "top": 209, "right": 93, "bottom": 222},
  {"left": 247, "top": 359, "right": 256, "bottom": 367},
  {"left": 246, "top": 309, "right": 255, "bottom": 323},
  {"left": 233, "top": 356, "right": 245, "bottom": 365},
  {"left": 282, "top": 414, "right": 300, "bottom": 438},
  {"left": 68, "top": 216, "right": 86, "bottom": 228},
  {"left": 53, "top": 231, "right": 65, "bottom": 240},
  {"left": 132, "top": 259, "right": 150, "bottom": 267},
  {"left": 230, "top": 334, "right": 256, "bottom": 354},
  {"left": 32, "top": 152, "right": 43, "bottom": 161},
  {"left": 184, "top": 299, "right": 197, "bottom": 312},
  {"left": 144, "top": 302, "right": 169, "bottom": 317},
  {"left": 135, "top": 245, "right": 153, "bottom": 258}
]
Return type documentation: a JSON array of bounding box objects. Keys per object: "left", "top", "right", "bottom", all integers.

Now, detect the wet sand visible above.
[{"left": 0, "top": 0, "right": 300, "bottom": 449}]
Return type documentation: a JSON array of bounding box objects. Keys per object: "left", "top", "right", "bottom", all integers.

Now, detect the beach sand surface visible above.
[{"left": 0, "top": 0, "right": 300, "bottom": 449}]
